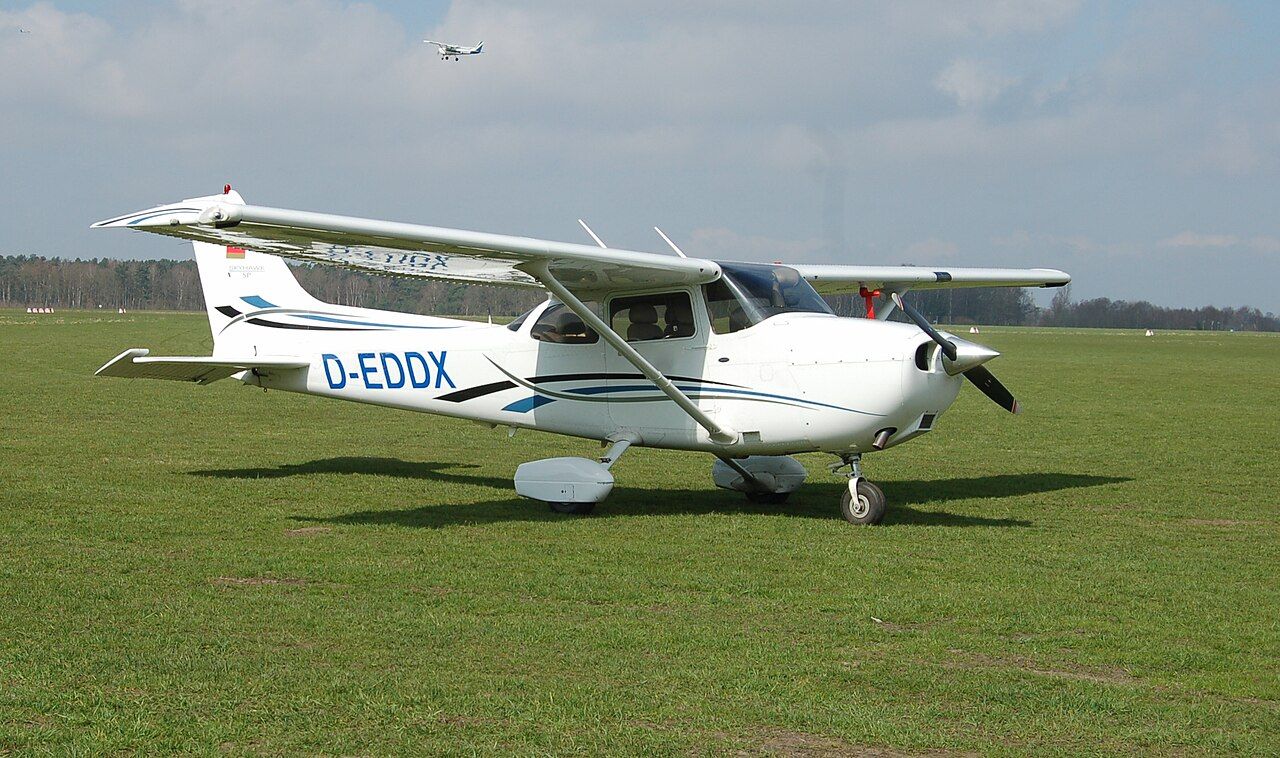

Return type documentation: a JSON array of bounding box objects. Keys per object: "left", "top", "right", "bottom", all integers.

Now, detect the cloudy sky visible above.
[{"left": 2, "top": 0, "right": 1278, "bottom": 310}]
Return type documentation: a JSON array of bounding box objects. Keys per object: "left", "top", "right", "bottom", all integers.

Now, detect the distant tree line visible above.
[
  {"left": 0, "top": 255, "right": 541, "bottom": 317},
  {"left": 830, "top": 284, "right": 1279, "bottom": 332},
  {"left": 2, "top": 255, "right": 1276, "bottom": 331}
]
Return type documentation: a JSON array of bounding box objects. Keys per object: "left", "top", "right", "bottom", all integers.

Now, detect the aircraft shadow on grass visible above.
[{"left": 190, "top": 457, "right": 1128, "bottom": 530}]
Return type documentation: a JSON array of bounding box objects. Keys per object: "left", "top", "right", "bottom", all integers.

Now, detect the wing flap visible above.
[{"left": 96, "top": 349, "right": 309, "bottom": 384}]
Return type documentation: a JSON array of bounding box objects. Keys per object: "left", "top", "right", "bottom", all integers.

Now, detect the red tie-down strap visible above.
[{"left": 859, "top": 286, "right": 881, "bottom": 319}]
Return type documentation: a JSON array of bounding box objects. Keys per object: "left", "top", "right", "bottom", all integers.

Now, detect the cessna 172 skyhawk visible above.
[
  {"left": 424, "top": 39, "right": 483, "bottom": 60},
  {"left": 93, "top": 188, "right": 1069, "bottom": 525}
]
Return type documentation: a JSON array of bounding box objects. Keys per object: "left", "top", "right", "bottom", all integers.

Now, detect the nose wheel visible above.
[
  {"left": 841, "top": 479, "right": 886, "bottom": 525},
  {"left": 831, "top": 453, "right": 887, "bottom": 525}
]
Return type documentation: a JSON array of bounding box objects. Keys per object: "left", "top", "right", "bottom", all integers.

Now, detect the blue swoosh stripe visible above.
[
  {"left": 118, "top": 207, "right": 201, "bottom": 226},
  {"left": 503, "top": 395, "right": 556, "bottom": 413},
  {"left": 565, "top": 383, "right": 869, "bottom": 414},
  {"left": 500, "top": 383, "right": 876, "bottom": 415}
]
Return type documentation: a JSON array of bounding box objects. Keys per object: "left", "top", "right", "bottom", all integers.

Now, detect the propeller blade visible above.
[
  {"left": 890, "top": 292, "right": 956, "bottom": 360},
  {"left": 962, "top": 365, "right": 1020, "bottom": 414}
]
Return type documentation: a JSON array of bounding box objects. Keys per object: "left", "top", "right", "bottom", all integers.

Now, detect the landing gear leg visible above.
[{"left": 829, "top": 453, "right": 887, "bottom": 525}]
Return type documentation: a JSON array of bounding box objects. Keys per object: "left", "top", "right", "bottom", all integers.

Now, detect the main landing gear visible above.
[
  {"left": 514, "top": 434, "right": 638, "bottom": 517},
  {"left": 714, "top": 454, "right": 887, "bottom": 525},
  {"left": 829, "top": 453, "right": 887, "bottom": 525}
]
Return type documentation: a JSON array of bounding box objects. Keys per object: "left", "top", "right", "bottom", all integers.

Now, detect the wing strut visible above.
[
  {"left": 529, "top": 262, "right": 739, "bottom": 446},
  {"left": 577, "top": 219, "right": 607, "bottom": 248}
]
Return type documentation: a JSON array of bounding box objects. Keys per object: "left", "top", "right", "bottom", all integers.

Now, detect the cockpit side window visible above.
[
  {"left": 529, "top": 302, "right": 600, "bottom": 344},
  {"left": 703, "top": 279, "right": 752, "bottom": 334},
  {"left": 703, "top": 262, "right": 833, "bottom": 334},
  {"left": 609, "top": 291, "right": 696, "bottom": 342}
]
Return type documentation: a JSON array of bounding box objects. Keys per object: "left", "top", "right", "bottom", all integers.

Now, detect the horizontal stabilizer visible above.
[{"left": 96, "top": 349, "right": 308, "bottom": 385}]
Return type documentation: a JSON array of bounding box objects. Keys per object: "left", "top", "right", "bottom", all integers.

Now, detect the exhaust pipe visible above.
[{"left": 872, "top": 428, "right": 895, "bottom": 450}]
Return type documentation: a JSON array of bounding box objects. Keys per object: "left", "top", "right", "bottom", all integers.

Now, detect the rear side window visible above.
[
  {"left": 609, "top": 292, "right": 695, "bottom": 342},
  {"left": 529, "top": 303, "right": 599, "bottom": 344},
  {"left": 506, "top": 306, "right": 536, "bottom": 331}
]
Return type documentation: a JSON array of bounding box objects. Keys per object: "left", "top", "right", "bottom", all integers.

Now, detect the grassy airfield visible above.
[{"left": 0, "top": 309, "right": 1277, "bottom": 755}]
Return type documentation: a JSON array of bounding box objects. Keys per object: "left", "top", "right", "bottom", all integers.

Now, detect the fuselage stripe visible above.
[{"left": 439, "top": 380, "right": 517, "bottom": 403}]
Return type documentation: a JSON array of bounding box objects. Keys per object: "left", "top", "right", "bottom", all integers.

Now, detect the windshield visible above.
[{"left": 703, "top": 262, "right": 832, "bottom": 333}]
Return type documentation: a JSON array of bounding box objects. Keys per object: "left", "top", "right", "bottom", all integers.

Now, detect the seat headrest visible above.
[
  {"left": 773, "top": 267, "right": 800, "bottom": 287},
  {"left": 629, "top": 302, "right": 658, "bottom": 324},
  {"left": 559, "top": 316, "right": 586, "bottom": 333},
  {"left": 666, "top": 298, "right": 692, "bottom": 322}
]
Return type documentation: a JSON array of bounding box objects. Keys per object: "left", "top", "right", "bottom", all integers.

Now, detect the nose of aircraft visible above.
[{"left": 940, "top": 337, "right": 1000, "bottom": 376}]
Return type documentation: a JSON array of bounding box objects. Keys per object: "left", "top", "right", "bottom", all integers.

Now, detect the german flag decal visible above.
[{"left": 226, "top": 246, "right": 246, "bottom": 259}]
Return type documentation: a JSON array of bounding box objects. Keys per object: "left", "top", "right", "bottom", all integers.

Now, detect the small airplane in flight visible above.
[
  {"left": 424, "top": 39, "right": 483, "bottom": 61},
  {"left": 18, "top": 28, "right": 32, "bottom": 34},
  {"left": 92, "top": 187, "right": 1068, "bottom": 525}
]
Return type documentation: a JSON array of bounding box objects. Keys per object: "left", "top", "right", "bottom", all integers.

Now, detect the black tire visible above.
[
  {"left": 746, "top": 491, "right": 791, "bottom": 505},
  {"left": 549, "top": 501, "right": 596, "bottom": 515},
  {"left": 839, "top": 480, "right": 886, "bottom": 525}
]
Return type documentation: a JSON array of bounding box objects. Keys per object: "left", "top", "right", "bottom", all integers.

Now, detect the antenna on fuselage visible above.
[
  {"left": 577, "top": 219, "right": 607, "bottom": 248},
  {"left": 653, "top": 227, "right": 688, "bottom": 258}
]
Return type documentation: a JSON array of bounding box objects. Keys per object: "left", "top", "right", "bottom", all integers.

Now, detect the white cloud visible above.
[
  {"left": 0, "top": 0, "right": 1277, "bottom": 311},
  {"left": 1159, "top": 232, "right": 1280, "bottom": 253},
  {"left": 1193, "top": 119, "right": 1264, "bottom": 176},
  {"left": 1251, "top": 237, "right": 1280, "bottom": 254},
  {"left": 902, "top": 238, "right": 959, "bottom": 260},
  {"left": 686, "top": 227, "right": 825, "bottom": 262},
  {"left": 1159, "top": 231, "right": 1240, "bottom": 249},
  {"left": 934, "top": 59, "right": 1018, "bottom": 108},
  {"left": 887, "top": 0, "right": 1083, "bottom": 37}
]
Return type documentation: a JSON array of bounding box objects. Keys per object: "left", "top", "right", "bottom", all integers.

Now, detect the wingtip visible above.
[{"left": 90, "top": 189, "right": 244, "bottom": 230}]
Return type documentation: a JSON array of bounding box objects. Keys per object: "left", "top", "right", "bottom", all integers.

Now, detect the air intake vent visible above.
[{"left": 914, "top": 343, "right": 931, "bottom": 371}]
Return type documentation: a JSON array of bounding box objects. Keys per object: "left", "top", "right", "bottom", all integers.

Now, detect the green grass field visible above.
[{"left": 1, "top": 309, "right": 1277, "bottom": 755}]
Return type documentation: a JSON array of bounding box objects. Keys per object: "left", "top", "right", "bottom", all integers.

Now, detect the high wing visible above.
[
  {"left": 91, "top": 192, "right": 720, "bottom": 293},
  {"left": 92, "top": 191, "right": 1066, "bottom": 296},
  {"left": 96, "top": 349, "right": 308, "bottom": 384},
  {"left": 792, "top": 264, "right": 1070, "bottom": 295}
]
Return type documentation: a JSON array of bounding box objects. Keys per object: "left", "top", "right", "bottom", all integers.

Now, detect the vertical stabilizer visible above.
[{"left": 192, "top": 241, "right": 322, "bottom": 348}]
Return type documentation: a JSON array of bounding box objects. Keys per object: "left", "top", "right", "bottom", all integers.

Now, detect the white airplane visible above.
[
  {"left": 18, "top": 28, "right": 31, "bottom": 34},
  {"left": 92, "top": 188, "right": 1069, "bottom": 525},
  {"left": 424, "top": 39, "right": 483, "bottom": 61}
]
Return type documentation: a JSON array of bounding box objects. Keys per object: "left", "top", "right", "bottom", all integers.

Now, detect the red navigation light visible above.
[{"left": 223, "top": 184, "right": 232, "bottom": 194}]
